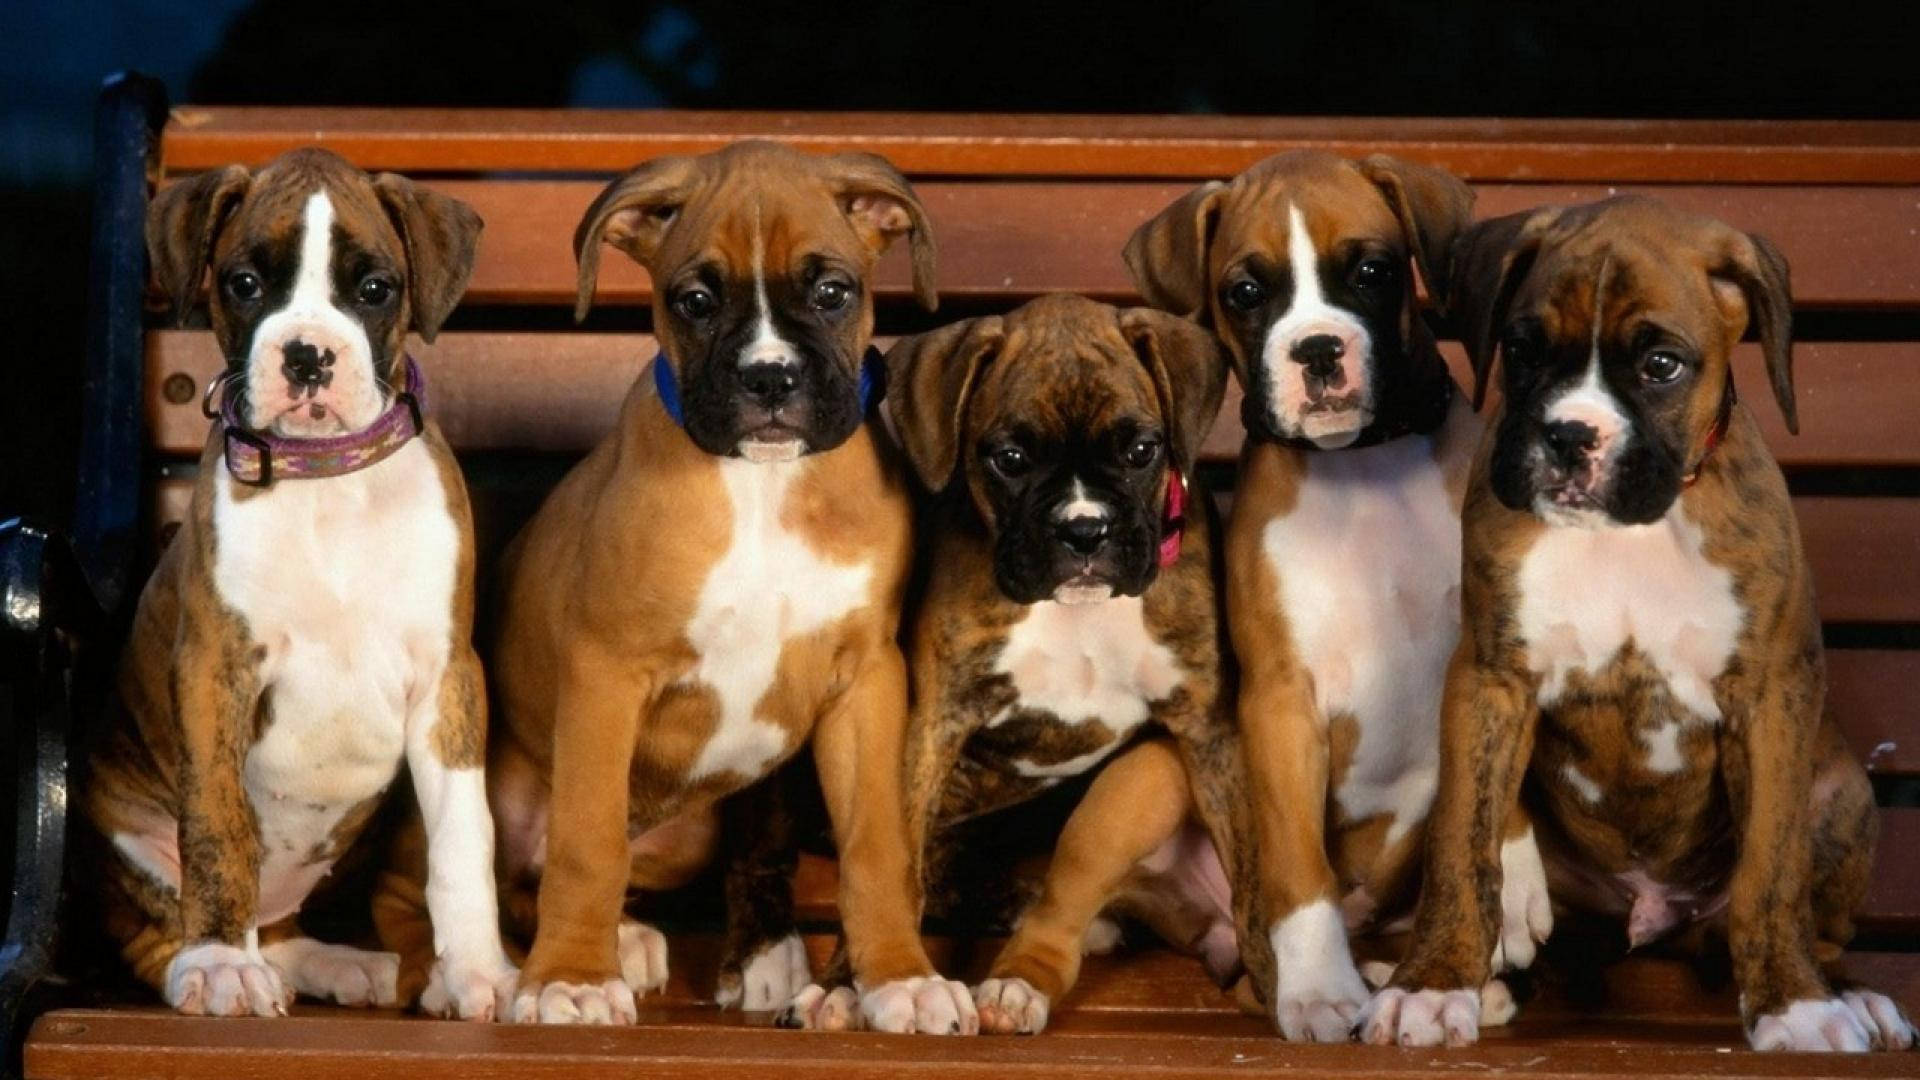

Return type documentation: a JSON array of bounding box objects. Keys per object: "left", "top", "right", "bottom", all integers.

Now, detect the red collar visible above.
[
  {"left": 1681, "top": 376, "right": 1736, "bottom": 488},
  {"left": 1158, "top": 467, "right": 1188, "bottom": 569}
]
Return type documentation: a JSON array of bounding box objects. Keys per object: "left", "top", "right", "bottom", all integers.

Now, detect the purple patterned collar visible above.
[{"left": 218, "top": 358, "right": 426, "bottom": 487}]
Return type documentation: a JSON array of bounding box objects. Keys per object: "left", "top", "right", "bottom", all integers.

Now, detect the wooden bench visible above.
[{"left": 5, "top": 73, "right": 1917, "bottom": 1078}]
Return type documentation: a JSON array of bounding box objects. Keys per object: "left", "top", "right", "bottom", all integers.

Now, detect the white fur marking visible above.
[
  {"left": 1260, "top": 432, "right": 1464, "bottom": 848},
  {"left": 1494, "top": 828, "right": 1553, "bottom": 972},
  {"left": 742, "top": 204, "right": 798, "bottom": 368},
  {"left": 1515, "top": 503, "right": 1742, "bottom": 723},
  {"left": 989, "top": 595, "right": 1183, "bottom": 779},
  {"left": 683, "top": 457, "right": 873, "bottom": 781},
  {"left": 1056, "top": 478, "right": 1108, "bottom": 522},
  {"left": 1561, "top": 763, "right": 1604, "bottom": 803},
  {"left": 1267, "top": 899, "right": 1371, "bottom": 1042}
]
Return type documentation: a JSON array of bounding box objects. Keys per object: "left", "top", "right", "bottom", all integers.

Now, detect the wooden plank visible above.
[
  {"left": 214, "top": 180, "right": 1908, "bottom": 311},
  {"left": 145, "top": 335, "right": 1920, "bottom": 469},
  {"left": 159, "top": 109, "right": 1920, "bottom": 183},
  {"left": 1831, "top": 651, "right": 1920, "bottom": 776}
]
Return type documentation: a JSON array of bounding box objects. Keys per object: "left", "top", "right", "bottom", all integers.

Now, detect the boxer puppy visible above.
[
  {"left": 1126, "top": 151, "right": 1530, "bottom": 1042},
  {"left": 482, "top": 141, "right": 939, "bottom": 1026},
  {"left": 782, "top": 293, "right": 1264, "bottom": 1035},
  {"left": 1360, "top": 195, "right": 1916, "bottom": 1052},
  {"left": 83, "top": 148, "right": 515, "bottom": 1018}
]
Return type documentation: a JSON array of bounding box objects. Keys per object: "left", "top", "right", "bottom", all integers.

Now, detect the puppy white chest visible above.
[
  {"left": 989, "top": 595, "right": 1184, "bottom": 778},
  {"left": 210, "top": 439, "right": 459, "bottom": 923},
  {"left": 682, "top": 457, "right": 873, "bottom": 781},
  {"left": 1516, "top": 505, "right": 1744, "bottom": 727},
  {"left": 1259, "top": 434, "right": 1460, "bottom": 832}
]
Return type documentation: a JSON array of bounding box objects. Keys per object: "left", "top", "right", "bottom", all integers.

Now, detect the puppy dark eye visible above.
[
  {"left": 1123, "top": 435, "right": 1162, "bottom": 469},
  {"left": 1351, "top": 257, "right": 1398, "bottom": 291},
  {"left": 1502, "top": 334, "right": 1537, "bottom": 369},
  {"left": 989, "top": 446, "right": 1031, "bottom": 478},
  {"left": 674, "top": 287, "right": 717, "bottom": 321},
  {"left": 810, "top": 279, "right": 851, "bottom": 312},
  {"left": 225, "top": 271, "right": 263, "bottom": 303},
  {"left": 1640, "top": 351, "right": 1686, "bottom": 384},
  {"left": 1225, "top": 279, "right": 1266, "bottom": 312},
  {"left": 356, "top": 276, "right": 395, "bottom": 307}
]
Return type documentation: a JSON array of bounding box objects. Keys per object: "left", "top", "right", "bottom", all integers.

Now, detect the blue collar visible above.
[{"left": 652, "top": 347, "right": 887, "bottom": 428}]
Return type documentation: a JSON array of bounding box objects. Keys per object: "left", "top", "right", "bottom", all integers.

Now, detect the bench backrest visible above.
[{"left": 143, "top": 109, "right": 1920, "bottom": 934}]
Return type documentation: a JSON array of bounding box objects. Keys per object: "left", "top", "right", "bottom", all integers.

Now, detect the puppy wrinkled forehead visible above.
[
  {"left": 1214, "top": 154, "right": 1403, "bottom": 257},
  {"left": 215, "top": 149, "right": 399, "bottom": 263},
  {"left": 970, "top": 297, "right": 1160, "bottom": 436}
]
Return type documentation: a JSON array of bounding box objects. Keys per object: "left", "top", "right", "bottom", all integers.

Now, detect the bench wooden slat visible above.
[
  {"left": 1831, "top": 651, "right": 1920, "bottom": 776},
  {"left": 145, "top": 334, "right": 1920, "bottom": 469},
  {"left": 287, "top": 180, "right": 1914, "bottom": 310},
  {"left": 160, "top": 109, "right": 1920, "bottom": 184}
]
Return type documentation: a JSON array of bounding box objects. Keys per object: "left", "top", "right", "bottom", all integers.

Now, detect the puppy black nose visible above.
[
  {"left": 1056, "top": 516, "right": 1110, "bottom": 557},
  {"left": 740, "top": 362, "right": 798, "bottom": 406},
  {"left": 282, "top": 339, "right": 335, "bottom": 391},
  {"left": 1289, "top": 334, "right": 1346, "bottom": 374},
  {"left": 1542, "top": 420, "right": 1599, "bottom": 467}
]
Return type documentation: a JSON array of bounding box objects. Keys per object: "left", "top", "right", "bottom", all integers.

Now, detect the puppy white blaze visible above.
[
  {"left": 1257, "top": 202, "right": 1374, "bottom": 447},
  {"left": 245, "top": 190, "right": 383, "bottom": 437},
  {"left": 684, "top": 456, "right": 873, "bottom": 781},
  {"left": 1055, "top": 478, "right": 1109, "bottom": 522},
  {"left": 741, "top": 204, "right": 800, "bottom": 369},
  {"left": 1543, "top": 263, "right": 1628, "bottom": 445}
]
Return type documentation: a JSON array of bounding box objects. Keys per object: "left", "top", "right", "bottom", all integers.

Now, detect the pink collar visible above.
[
  {"left": 1157, "top": 467, "right": 1188, "bottom": 569},
  {"left": 217, "top": 358, "right": 426, "bottom": 486}
]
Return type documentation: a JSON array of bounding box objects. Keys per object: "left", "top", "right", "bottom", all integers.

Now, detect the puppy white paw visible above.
[
  {"left": 1357, "top": 986, "right": 1481, "bottom": 1047},
  {"left": 1841, "top": 989, "right": 1918, "bottom": 1051},
  {"left": 1268, "top": 901, "right": 1369, "bottom": 1042},
  {"left": 859, "top": 976, "right": 979, "bottom": 1035},
  {"left": 510, "top": 978, "right": 638, "bottom": 1025},
  {"left": 1359, "top": 961, "right": 1397, "bottom": 990},
  {"left": 974, "top": 977, "right": 1050, "bottom": 1035},
  {"left": 1479, "top": 977, "right": 1518, "bottom": 1027},
  {"left": 716, "top": 933, "right": 811, "bottom": 1011},
  {"left": 1492, "top": 828, "right": 1553, "bottom": 972},
  {"left": 167, "top": 942, "right": 291, "bottom": 1017},
  {"left": 420, "top": 951, "right": 519, "bottom": 1021},
  {"left": 1081, "top": 916, "right": 1123, "bottom": 956},
  {"left": 260, "top": 938, "right": 399, "bottom": 1008},
  {"left": 777, "top": 983, "right": 862, "bottom": 1031},
  {"left": 1750, "top": 997, "right": 1888, "bottom": 1052},
  {"left": 616, "top": 920, "right": 669, "bottom": 997}
]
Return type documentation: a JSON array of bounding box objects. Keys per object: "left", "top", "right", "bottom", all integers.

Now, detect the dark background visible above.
[{"left": 4, "top": 0, "right": 1917, "bottom": 527}]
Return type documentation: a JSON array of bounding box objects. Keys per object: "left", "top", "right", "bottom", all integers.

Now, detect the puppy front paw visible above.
[
  {"left": 510, "top": 976, "right": 638, "bottom": 1025},
  {"left": 1493, "top": 828, "right": 1553, "bottom": 972},
  {"left": 1267, "top": 901, "right": 1369, "bottom": 1042},
  {"left": 777, "top": 983, "right": 861, "bottom": 1030},
  {"left": 1751, "top": 995, "right": 1916, "bottom": 1052},
  {"left": 858, "top": 976, "right": 979, "bottom": 1035},
  {"left": 974, "top": 976, "right": 1049, "bottom": 1035},
  {"left": 421, "top": 951, "right": 518, "bottom": 1021},
  {"left": 716, "top": 933, "right": 811, "bottom": 1011},
  {"left": 616, "top": 920, "right": 670, "bottom": 997},
  {"left": 261, "top": 938, "right": 400, "bottom": 1008},
  {"left": 1357, "top": 986, "right": 1481, "bottom": 1047},
  {"left": 167, "top": 941, "right": 292, "bottom": 1017}
]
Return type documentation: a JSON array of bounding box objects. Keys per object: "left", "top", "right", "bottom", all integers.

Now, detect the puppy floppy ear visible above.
[
  {"left": 372, "top": 174, "right": 483, "bottom": 343},
  {"left": 146, "top": 164, "right": 251, "bottom": 324},
  {"left": 1118, "top": 307, "right": 1229, "bottom": 471},
  {"left": 826, "top": 152, "right": 938, "bottom": 311},
  {"left": 573, "top": 155, "right": 702, "bottom": 322},
  {"left": 1357, "top": 154, "right": 1475, "bottom": 302},
  {"left": 885, "top": 316, "right": 1003, "bottom": 490},
  {"left": 1124, "top": 181, "right": 1226, "bottom": 323},
  {"left": 1709, "top": 229, "right": 1797, "bottom": 434},
  {"left": 1446, "top": 206, "right": 1558, "bottom": 410}
]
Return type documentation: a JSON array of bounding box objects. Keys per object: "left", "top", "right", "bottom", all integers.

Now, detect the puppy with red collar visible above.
[
  {"left": 781, "top": 294, "right": 1263, "bottom": 1035},
  {"left": 1361, "top": 196, "right": 1916, "bottom": 1052},
  {"left": 1126, "top": 151, "right": 1535, "bottom": 1042},
  {"left": 483, "top": 142, "right": 940, "bottom": 1026},
  {"left": 82, "top": 148, "right": 516, "bottom": 1018}
]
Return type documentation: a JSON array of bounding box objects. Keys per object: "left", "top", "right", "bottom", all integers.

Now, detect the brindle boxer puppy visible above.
[
  {"left": 1127, "top": 151, "right": 1530, "bottom": 1042},
  {"left": 1361, "top": 196, "right": 1917, "bottom": 1052},
  {"left": 84, "top": 148, "right": 515, "bottom": 1018},
  {"left": 476, "top": 141, "right": 941, "bottom": 1027},
  {"left": 782, "top": 294, "right": 1270, "bottom": 1035}
]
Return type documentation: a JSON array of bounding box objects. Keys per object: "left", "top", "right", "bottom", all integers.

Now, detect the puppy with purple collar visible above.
[{"left": 82, "top": 148, "right": 516, "bottom": 1018}]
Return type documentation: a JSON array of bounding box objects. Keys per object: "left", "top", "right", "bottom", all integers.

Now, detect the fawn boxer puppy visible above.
[
  {"left": 1360, "top": 196, "right": 1916, "bottom": 1053},
  {"left": 484, "top": 141, "right": 940, "bottom": 1026},
  {"left": 781, "top": 294, "right": 1263, "bottom": 1035},
  {"left": 84, "top": 148, "right": 515, "bottom": 1018},
  {"left": 1126, "top": 151, "right": 1527, "bottom": 1042}
]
